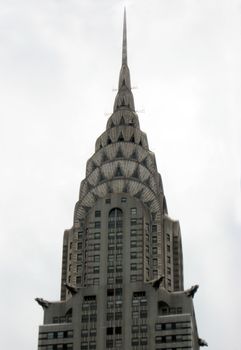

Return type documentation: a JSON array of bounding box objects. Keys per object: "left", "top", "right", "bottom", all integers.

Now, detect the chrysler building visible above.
[{"left": 37, "top": 10, "right": 206, "bottom": 350}]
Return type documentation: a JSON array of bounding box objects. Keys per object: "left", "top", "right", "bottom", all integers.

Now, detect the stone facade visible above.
[{"left": 37, "top": 10, "right": 203, "bottom": 350}]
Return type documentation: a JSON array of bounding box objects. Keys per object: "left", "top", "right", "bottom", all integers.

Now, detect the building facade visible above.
[{"left": 37, "top": 11, "right": 204, "bottom": 350}]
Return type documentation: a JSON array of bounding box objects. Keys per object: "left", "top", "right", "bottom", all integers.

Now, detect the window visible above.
[
  {"left": 108, "top": 265, "right": 114, "bottom": 273},
  {"left": 155, "top": 336, "right": 164, "bottom": 344},
  {"left": 152, "top": 247, "right": 157, "bottom": 254},
  {"left": 94, "top": 232, "right": 100, "bottom": 239},
  {"left": 115, "top": 312, "right": 122, "bottom": 320},
  {"left": 81, "top": 342, "right": 88, "bottom": 350},
  {"left": 140, "top": 337, "right": 147, "bottom": 345},
  {"left": 90, "top": 328, "right": 97, "bottom": 336},
  {"left": 82, "top": 315, "right": 89, "bottom": 322},
  {"left": 89, "top": 341, "right": 96, "bottom": 349},
  {"left": 115, "top": 326, "right": 122, "bottom": 334},
  {"left": 115, "top": 288, "right": 122, "bottom": 296},
  {"left": 131, "top": 263, "right": 137, "bottom": 270},
  {"left": 81, "top": 330, "right": 88, "bottom": 337},
  {"left": 108, "top": 277, "right": 114, "bottom": 284},
  {"left": 90, "top": 314, "right": 97, "bottom": 322},
  {"left": 95, "top": 210, "right": 101, "bottom": 217},
  {"left": 93, "top": 278, "right": 99, "bottom": 285},
  {"left": 132, "top": 338, "right": 139, "bottom": 346},
  {"left": 94, "top": 221, "right": 101, "bottom": 228},
  {"left": 121, "top": 197, "right": 127, "bottom": 203},
  {"left": 131, "top": 229, "right": 137, "bottom": 236},
  {"left": 140, "top": 310, "right": 147, "bottom": 318},
  {"left": 131, "top": 208, "right": 137, "bottom": 216},
  {"left": 94, "top": 243, "right": 100, "bottom": 250},
  {"left": 108, "top": 254, "right": 114, "bottom": 261},
  {"left": 152, "top": 235, "right": 157, "bottom": 243},
  {"left": 140, "top": 325, "right": 147, "bottom": 332},
  {"left": 107, "top": 313, "right": 114, "bottom": 321},
  {"left": 115, "top": 339, "right": 122, "bottom": 347},
  {"left": 94, "top": 255, "right": 100, "bottom": 262},
  {"left": 106, "top": 339, "right": 113, "bottom": 348},
  {"left": 152, "top": 225, "right": 157, "bottom": 232},
  {"left": 116, "top": 276, "right": 122, "bottom": 284},
  {"left": 115, "top": 300, "right": 122, "bottom": 307},
  {"left": 116, "top": 265, "right": 122, "bottom": 272},
  {"left": 93, "top": 266, "right": 99, "bottom": 273},
  {"left": 107, "top": 289, "right": 114, "bottom": 297},
  {"left": 107, "top": 327, "right": 113, "bottom": 335},
  {"left": 132, "top": 325, "right": 138, "bottom": 333},
  {"left": 130, "top": 240, "right": 137, "bottom": 248},
  {"left": 106, "top": 198, "right": 111, "bottom": 204},
  {"left": 116, "top": 243, "right": 123, "bottom": 250},
  {"left": 131, "top": 219, "right": 137, "bottom": 225}
]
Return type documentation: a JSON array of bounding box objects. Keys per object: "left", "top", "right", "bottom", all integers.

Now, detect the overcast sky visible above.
[{"left": 0, "top": 0, "right": 240, "bottom": 349}]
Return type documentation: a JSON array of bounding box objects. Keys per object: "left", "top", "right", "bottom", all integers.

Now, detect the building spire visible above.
[
  {"left": 113, "top": 8, "right": 135, "bottom": 112},
  {"left": 122, "top": 7, "right": 127, "bottom": 65}
]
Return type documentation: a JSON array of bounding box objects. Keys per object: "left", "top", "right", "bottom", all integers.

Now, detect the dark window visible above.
[
  {"left": 132, "top": 338, "right": 139, "bottom": 346},
  {"left": 121, "top": 197, "right": 127, "bottom": 203},
  {"left": 106, "top": 327, "right": 113, "bottom": 335},
  {"left": 131, "top": 219, "right": 137, "bottom": 225},
  {"left": 115, "top": 312, "right": 122, "bottom": 320},
  {"left": 140, "top": 310, "right": 148, "bottom": 318},
  {"left": 132, "top": 325, "right": 138, "bottom": 333},
  {"left": 95, "top": 210, "right": 101, "bottom": 217},
  {"left": 106, "top": 198, "right": 111, "bottom": 204},
  {"left": 115, "top": 326, "right": 122, "bottom": 334},
  {"left": 115, "top": 288, "right": 122, "bottom": 296},
  {"left": 106, "top": 339, "right": 113, "bottom": 348},
  {"left": 107, "top": 289, "right": 114, "bottom": 297},
  {"left": 94, "top": 221, "right": 101, "bottom": 228}
]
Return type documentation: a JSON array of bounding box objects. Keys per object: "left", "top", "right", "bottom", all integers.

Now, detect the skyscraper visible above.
[{"left": 37, "top": 10, "right": 205, "bottom": 350}]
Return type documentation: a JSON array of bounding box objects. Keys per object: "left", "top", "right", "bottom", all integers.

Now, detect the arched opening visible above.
[
  {"left": 65, "top": 308, "right": 72, "bottom": 323},
  {"left": 158, "top": 301, "right": 170, "bottom": 315}
]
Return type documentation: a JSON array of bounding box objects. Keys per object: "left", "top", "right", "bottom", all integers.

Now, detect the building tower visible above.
[{"left": 37, "top": 10, "right": 206, "bottom": 350}]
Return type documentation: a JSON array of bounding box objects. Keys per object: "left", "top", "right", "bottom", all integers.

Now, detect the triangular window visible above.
[
  {"left": 102, "top": 153, "right": 108, "bottom": 162},
  {"left": 120, "top": 116, "right": 125, "bottom": 125},
  {"left": 107, "top": 136, "right": 112, "bottom": 145},
  {"left": 130, "top": 135, "right": 135, "bottom": 143},
  {"left": 132, "top": 167, "right": 139, "bottom": 179},
  {"left": 116, "top": 148, "right": 123, "bottom": 158},
  {"left": 131, "top": 150, "right": 138, "bottom": 160},
  {"left": 115, "top": 165, "right": 123, "bottom": 177},
  {"left": 141, "top": 157, "right": 147, "bottom": 167},
  {"left": 99, "top": 171, "right": 105, "bottom": 182},
  {"left": 118, "top": 132, "right": 125, "bottom": 142}
]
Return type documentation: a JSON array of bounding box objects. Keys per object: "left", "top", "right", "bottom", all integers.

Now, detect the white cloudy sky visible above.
[{"left": 0, "top": 0, "right": 240, "bottom": 349}]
